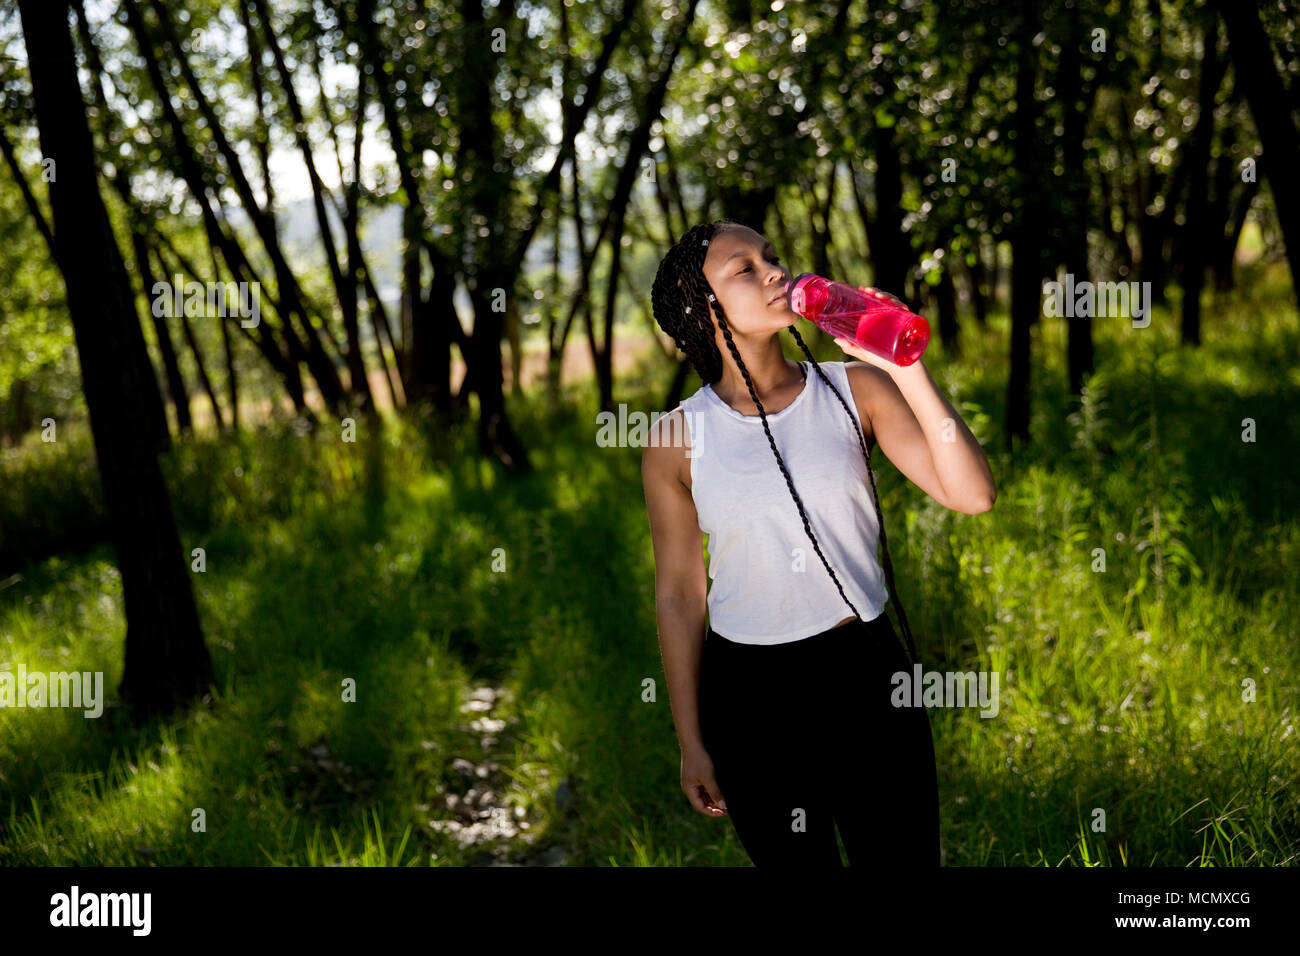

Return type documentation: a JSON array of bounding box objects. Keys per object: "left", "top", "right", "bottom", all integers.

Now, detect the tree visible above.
[
  {"left": 1216, "top": 0, "right": 1300, "bottom": 314},
  {"left": 1006, "top": 0, "right": 1043, "bottom": 448},
  {"left": 17, "top": 0, "right": 214, "bottom": 720}
]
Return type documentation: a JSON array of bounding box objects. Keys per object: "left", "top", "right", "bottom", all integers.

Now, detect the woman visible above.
[{"left": 641, "top": 218, "right": 996, "bottom": 866}]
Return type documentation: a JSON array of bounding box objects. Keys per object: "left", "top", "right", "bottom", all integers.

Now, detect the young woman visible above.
[{"left": 641, "top": 218, "right": 996, "bottom": 867}]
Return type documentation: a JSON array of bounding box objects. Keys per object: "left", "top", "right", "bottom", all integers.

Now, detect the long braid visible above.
[
  {"left": 786, "top": 325, "right": 918, "bottom": 665},
  {"left": 650, "top": 219, "right": 918, "bottom": 665}
]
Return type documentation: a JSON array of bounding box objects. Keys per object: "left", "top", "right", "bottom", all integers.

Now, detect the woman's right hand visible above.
[{"left": 681, "top": 747, "right": 728, "bottom": 817}]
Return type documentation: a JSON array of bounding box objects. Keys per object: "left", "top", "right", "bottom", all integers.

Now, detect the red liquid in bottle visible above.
[{"left": 786, "top": 273, "right": 930, "bottom": 366}]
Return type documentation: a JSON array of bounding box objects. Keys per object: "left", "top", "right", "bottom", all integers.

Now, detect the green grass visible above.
[{"left": 1, "top": 270, "right": 1297, "bottom": 865}]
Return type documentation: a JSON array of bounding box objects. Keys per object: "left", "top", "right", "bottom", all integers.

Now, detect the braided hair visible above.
[{"left": 650, "top": 218, "right": 918, "bottom": 665}]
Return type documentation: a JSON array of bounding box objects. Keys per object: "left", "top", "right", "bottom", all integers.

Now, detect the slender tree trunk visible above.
[
  {"left": 158, "top": 229, "right": 306, "bottom": 414},
  {"left": 546, "top": 183, "right": 566, "bottom": 403},
  {"left": 1007, "top": 1, "right": 1041, "bottom": 448},
  {"left": 73, "top": 0, "right": 192, "bottom": 434},
  {"left": 867, "top": 124, "right": 909, "bottom": 297},
  {"left": 357, "top": 0, "right": 459, "bottom": 416},
  {"left": 663, "top": 137, "right": 693, "bottom": 231},
  {"left": 18, "top": 0, "right": 213, "bottom": 720},
  {"left": 234, "top": 0, "right": 276, "bottom": 211},
  {"left": 257, "top": 0, "right": 371, "bottom": 409},
  {"left": 1207, "top": 99, "right": 1237, "bottom": 292},
  {"left": 935, "top": 255, "right": 960, "bottom": 356},
  {"left": 650, "top": 155, "right": 679, "bottom": 247},
  {"left": 1181, "top": 12, "right": 1225, "bottom": 345},
  {"left": 1059, "top": 0, "right": 1095, "bottom": 393},
  {"left": 339, "top": 52, "right": 375, "bottom": 411},
  {"left": 137, "top": 0, "right": 348, "bottom": 414},
  {"left": 593, "top": 12, "right": 700, "bottom": 413},
  {"left": 1216, "top": 0, "right": 1300, "bottom": 311},
  {"left": 361, "top": 265, "right": 404, "bottom": 407},
  {"left": 130, "top": 231, "right": 192, "bottom": 433},
  {"left": 1096, "top": 160, "right": 1135, "bottom": 279},
  {"left": 3, "top": 379, "right": 31, "bottom": 446},
  {"left": 967, "top": 246, "right": 989, "bottom": 326},
  {"left": 221, "top": 300, "right": 239, "bottom": 429},
  {"left": 153, "top": 243, "right": 225, "bottom": 429},
  {"left": 1139, "top": 0, "right": 1170, "bottom": 309},
  {"left": 0, "top": 107, "right": 56, "bottom": 250},
  {"left": 662, "top": 358, "right": 693, "bottom": 414},
  {"left": 1218, "top": 175, "right": 1259, "bottom": 291},
  {"left": 457, "top": 0, "right": 530, "bottom": 471},
  {"left": 120, "top": 0, "right": 310, "bottom": 416}
]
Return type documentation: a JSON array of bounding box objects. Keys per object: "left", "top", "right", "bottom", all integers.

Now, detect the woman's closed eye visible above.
[{"left": 737, "top": 257, "right": 781, "bottom": 275}]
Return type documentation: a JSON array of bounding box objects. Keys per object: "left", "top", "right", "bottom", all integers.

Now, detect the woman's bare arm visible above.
[
  {"left": 844, "top": 360, "right": 997, "bottom": 514},
  {"left": 641, "top": 409, "right": 709, "bottom": 754}
]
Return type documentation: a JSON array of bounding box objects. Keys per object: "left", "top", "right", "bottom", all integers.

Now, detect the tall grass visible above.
[{"left": 1, "top": 275, "right": 1296, "bottom": 865}]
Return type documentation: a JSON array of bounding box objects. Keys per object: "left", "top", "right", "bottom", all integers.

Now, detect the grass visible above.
[{"left": 0, "top": 269, "right": 1297, "bottom": 866}]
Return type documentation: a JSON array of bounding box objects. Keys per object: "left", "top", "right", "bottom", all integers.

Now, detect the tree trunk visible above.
[
  {"left": 138, "top": 0, "right": 348, "bottom": 415},
  {"left": 967, "top": 245, "right": 989, "bottom": 326},
  {"left": 258, "top": 0, "right": 371, "bottom": 409},
  {"left": 936, "top": 256, "right": 960, "bottom": 356},
  {"left": 340, "top": 52, "right": 375, "bottom": 411},
  {"left": 1207, "top": 97, "right": 1238, "bottom": 292},
  {"left": 120, "top": 0, "right": 310, "bottom": 416},
  {"left": 592, "top": 9, "right": 701, "bottom": 414},
  {"left": 19, "top": 0, "right": 213, "bottom": 720},
  {"left": 1059, "top": 0, "right": 1095, "bottom": 393},
  {"left": 546, "top": 183, "right": 566, "bottom": 403},
  {"left": 153, "top": 243, "right": 226, "bottom": 429},
  {"left": 1218, "top": 175, "right": 1259, "bottom": 292},
  {"left": 867, "top": 124, "right": 909, "bottom": 297},
  {"left": 1096, "top": 160, "right": 1135, "bottom": 279},
  {"left": 1006, "top": 1, "right": 1041, "bottom": 449},
  {"left": 356, "top": 0, "right": 461, "bottom": 418},
  {"left": 130, "top": 231, "right": 192, "bottom": 433},
  {"left": 1216, "top": 0, "right": 1300, "bottom": 311},
  {"left": 662, "top": 358, "right": 693, "bottom": 414},
  {"left": 221, "top": 300, "right": 239, "bottom": 429},
  {"left": 1181, "top": 12, "right": 1225, "bottom": 345}
]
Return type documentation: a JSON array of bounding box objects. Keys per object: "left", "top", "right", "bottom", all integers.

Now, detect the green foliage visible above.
[
  {"left": 1, "top": 279, "right": 1298, "bottom": 865},
  {"left": 0, "top": 0, "right": 1298, "bottom": 867},
  {"left": 0, "top": 136, "right": 80, "bottom": 441}
]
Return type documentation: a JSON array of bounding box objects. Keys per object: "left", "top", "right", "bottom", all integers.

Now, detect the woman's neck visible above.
[{"left": 712, "top": 353, "right": 805, "bottom": 409}]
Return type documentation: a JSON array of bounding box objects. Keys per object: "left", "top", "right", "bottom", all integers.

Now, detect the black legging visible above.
[{"left": 699, "top": 610, "right": 941, "bottom": 866}]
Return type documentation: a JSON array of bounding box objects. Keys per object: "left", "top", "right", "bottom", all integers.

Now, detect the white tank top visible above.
[{"left": 678, "top": 359, "right": 889, "bottom": 645}]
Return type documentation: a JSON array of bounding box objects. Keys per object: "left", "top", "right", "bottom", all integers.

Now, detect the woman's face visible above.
[{"left": 701, "top": 226, "right": 793, "bottom": 334}]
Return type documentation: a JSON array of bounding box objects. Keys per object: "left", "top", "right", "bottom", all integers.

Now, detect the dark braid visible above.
[
  {"left": 650, "top": 219, "right": 919, "bottom": 665},
  {"left": 786, "top": 324, "right": 917, "bottom": 665}
]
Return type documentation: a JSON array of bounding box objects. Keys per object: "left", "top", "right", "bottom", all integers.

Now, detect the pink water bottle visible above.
[{"left": 786, "top": 273, "right": 930, "bottom": 366}]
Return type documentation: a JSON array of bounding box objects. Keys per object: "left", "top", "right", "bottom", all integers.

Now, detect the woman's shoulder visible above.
[
  {"left": 812, "top": 358, "right": 850, "bottom": 373},
  {"left": 644, "top": 405, "right": 695, "bottom": 466},
  {"left": 836, "top": 359, "right": 887, "bottom": 386},
  {"left": 815, "top": 358, "right": 856, "bottom": 386}
]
